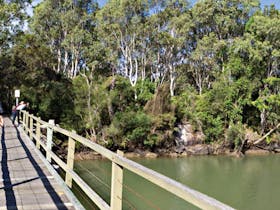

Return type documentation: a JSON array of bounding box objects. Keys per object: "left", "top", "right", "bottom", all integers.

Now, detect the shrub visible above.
[
  {"left": 106, "top": 110, "right": 151, "bottom": 149},
  {"left": 225, "top": 123, "right": 245, "bottom": 148},
  {"left": 148, "top": 113, "right": 176, "bottom": 148}
]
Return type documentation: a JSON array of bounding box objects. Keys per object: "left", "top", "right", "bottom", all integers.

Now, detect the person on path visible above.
[
  {"left": 12, "top": 101, "right": 28, "bottom": 125},
  {"left": 11, "top": 105, "right": 17, "bottom": 124}
]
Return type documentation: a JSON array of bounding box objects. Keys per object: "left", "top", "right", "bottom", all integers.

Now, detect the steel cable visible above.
[
  {"left": 75, "top": 164, "right": 138, "bottom": 209},
  {"left": 75, "top": 163, "right": 162, "bottom": 210}
]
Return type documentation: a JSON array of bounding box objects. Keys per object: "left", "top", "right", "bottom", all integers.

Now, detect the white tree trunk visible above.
[
  {"left": 260, "top": 108, "right": 267, "bottom": 135},
  {"left": 169, "top": 65, "right": 175, "bottom": 97},
  {"left": 63, "top": 50, "right": 68, "bottom": 74},
  {"left": 57, "top": 48, "right": 61, "bottom": 73}
]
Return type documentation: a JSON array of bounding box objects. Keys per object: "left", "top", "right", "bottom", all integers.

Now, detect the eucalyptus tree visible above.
[
  {"left": 0, "top": 0, "right": 31, "bottom": 106},
  {"left": 30, "top": 0, "right": 61, "bottom": 73},
  {"left": 147, "top": 0, "right": 190, "bottom": 96},
  {"left": 0, "top": 0, "right": 31, "bottom": 53},
  {"left": 96, "top": 0, "right": 151, "bottom": 91},
  {"left": 30, "top": 0, "right": 98, "bottom": 78},
  {"left": 73, "top": 41, "right": 111, "bottom": 141},
  {"left": 188, "top": 0, "right": 259, "bottom": 94},
  {"left": 245, "top": 7, "right": 280, "bottom": 134},
  {"left": 97, "top": 0, "right": 191, "bottom": 97}
]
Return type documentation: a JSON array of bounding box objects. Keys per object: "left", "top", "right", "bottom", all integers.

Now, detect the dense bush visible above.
[
  {"left": 225, "top": 123, "right": 245, "bottom": 148},
  {"left": 106, "top": 110, "right": 152, "bottom": 149}
]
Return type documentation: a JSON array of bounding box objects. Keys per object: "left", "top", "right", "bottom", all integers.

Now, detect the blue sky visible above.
[
  {"left": 98, "top": 0, "right": 280, "bottom": 9},
  {"left": 32, "top": 0, "right": 280, "bottom": 9},
  {"left": 29, "top": 0, "right": 280, "bottom": 14},
  {"left": 261, "top": 0, "right": 280, "bottom": 8}
]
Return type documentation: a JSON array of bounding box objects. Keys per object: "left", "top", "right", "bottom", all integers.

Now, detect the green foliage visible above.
[
  {"left": 0, "top": 1, "right": 30, "bottom": 49},
  {"left": 252, "top": 77, "right": 280, "bottom": 132},
  {"left": 2, "top": 0, "right": 280, "bottom": 152},
  {"left": 111, "top": 77, "right": 136, "bottom": 111},
  {"left": 196, "top": 110, "right": 224, "bottom": 143},
  {"left": 20, "top": 72, "right": 75, "bottom": 126},
  {"left": 189, "top": 76, "right": 252, "bottom": 142},
  {"left": 225, "top": 123, "right": 245, "bottom": 148},
  {"left": 107, "top": 111, "right": 151, "bottom": 148},
  {"left": 171, "top": 86, "right": 198, "bottom": 123},
  {"left": 135, "top": 80, "right": 155, "bottom": 105},
  {"left": 148, "top": 113, "right": 176, "bottom": 147},
  {"left": 73, "top": 75, "right": 153, "bottom": 147}
]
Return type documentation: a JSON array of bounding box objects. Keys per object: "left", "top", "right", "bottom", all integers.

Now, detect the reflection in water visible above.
[{"left": 75, "top": 155, "right": 280, "bottom": 210}]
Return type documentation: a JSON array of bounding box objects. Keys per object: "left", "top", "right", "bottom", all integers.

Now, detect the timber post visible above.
[
  {"left": 46, "top": 119, "right": 55, "bottom": 162},
  {"left": 110, "top": 150, "right": 124, "bottom": 210},
  {"left": 36, "top": 117, "right": 41, "bottom": 149},
  {"left": 22, "top": 111, "right": 26, "bottom": 130},
  {"left": 25, "top": 113, "right": 29, "bottom": 133},
  {"left": 65, "top": 130, "right": 76, "bottom": 188},
  {"left": 29, "top": 114, "right": 33, "bottom": 139}
]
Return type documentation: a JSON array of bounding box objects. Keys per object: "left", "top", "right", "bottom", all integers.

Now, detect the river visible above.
[{"left": 73, "top": 154, "right": 280, "bottom": 210}]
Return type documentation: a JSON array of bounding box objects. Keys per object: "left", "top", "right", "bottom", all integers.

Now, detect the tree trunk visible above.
[
  {"left": 169, "top": 65, "right": 175, "bottom": 97},
  {"left": 260, "top": 108, "right": 267, "bottom": 135},
  {"left": 57, "top": 48, "right": 61, "bottom": 73},
  {"left": 254, "top": 123, "right": 280, "bottom": 145},
  {"left": 63, "top": 50, "right": 68, "bottom": 74},
  {"left": 74, "top": 56, "right": 78, "bottom": 78}
]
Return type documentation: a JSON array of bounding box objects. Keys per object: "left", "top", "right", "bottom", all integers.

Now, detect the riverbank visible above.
[
  {"left": 74, "top": 143, "right": 277, "bottom": 160},
  {"left": 73, "top": 123, "right": 280, "bottom": 160}
]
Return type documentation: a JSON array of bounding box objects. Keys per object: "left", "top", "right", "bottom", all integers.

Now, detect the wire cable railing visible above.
[{"left": 20, "top": 110, "right": 235, "bottom": 210}]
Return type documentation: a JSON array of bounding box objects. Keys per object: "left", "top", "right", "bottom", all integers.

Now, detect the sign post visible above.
[{"left": 15, "top": 89, "right": 20, "bottom": 106}]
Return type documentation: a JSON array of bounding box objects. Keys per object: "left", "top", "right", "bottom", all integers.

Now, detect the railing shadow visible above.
[
  {"left": 14, "top": 126, "right": 68, "bottom": 210},
  {"left": 1, "top": 126, "right": 18, "bottom": 210}
]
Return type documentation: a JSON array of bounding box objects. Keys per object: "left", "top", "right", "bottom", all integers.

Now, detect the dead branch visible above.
[{"left": 253, "top": 123, "right": 280, "bottom": 145}]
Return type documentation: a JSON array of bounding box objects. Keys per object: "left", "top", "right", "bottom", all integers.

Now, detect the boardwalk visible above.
[{"left": 0, "top": 117, "right": 77, "bottom": 210}]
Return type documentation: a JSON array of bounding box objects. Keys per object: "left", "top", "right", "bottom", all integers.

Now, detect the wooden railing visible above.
[{"left": 20, "top": 110, "right": 235, "bottom": 210}]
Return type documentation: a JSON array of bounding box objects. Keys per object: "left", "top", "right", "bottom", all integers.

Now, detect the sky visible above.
[
  {"left": 28, "top": 0, "right": 280, "bottom": 16},
  {"left": 96, "top": 0, "right": 280, "bottom": 9},
  {"left": 31, "top": 0, "right": 280, "bottom": 9},
  {"left": 261, "top": 0, "right": 280, "bottom": 9}
]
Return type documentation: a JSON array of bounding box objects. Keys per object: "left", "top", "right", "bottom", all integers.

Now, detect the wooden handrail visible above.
[{"left": 20, "top": 110, "right": 235, "bottom": 210}]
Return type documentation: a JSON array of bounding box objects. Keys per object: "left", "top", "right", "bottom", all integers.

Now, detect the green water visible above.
[{"left": 73, "top": 155, "right": 280, "bottom": 210}]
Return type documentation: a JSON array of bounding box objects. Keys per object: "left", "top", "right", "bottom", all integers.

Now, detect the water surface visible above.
[{"left": 74, "top": 155, "right": 280, "bottom": 210}]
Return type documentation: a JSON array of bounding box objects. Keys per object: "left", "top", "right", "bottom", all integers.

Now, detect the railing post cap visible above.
[{"left": 117, "top": 150, "right": 124, "bottom": 156}]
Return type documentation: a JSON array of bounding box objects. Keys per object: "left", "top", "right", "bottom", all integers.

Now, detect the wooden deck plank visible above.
[{"left": 0, "top": 118, "right": 77, "bottom": 210}]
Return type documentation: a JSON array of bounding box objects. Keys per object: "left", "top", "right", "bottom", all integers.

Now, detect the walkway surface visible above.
[{"left": 0, "top": 117, "right": 76, "bottom": 210}]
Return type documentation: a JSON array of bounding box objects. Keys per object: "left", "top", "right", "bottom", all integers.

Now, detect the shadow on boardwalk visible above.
[
  {"left": 1, "top": 119, "right": 69, "bottom": 209},
  {"left": 1, "top": 125, "right": 18, "bottom": 209}
]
